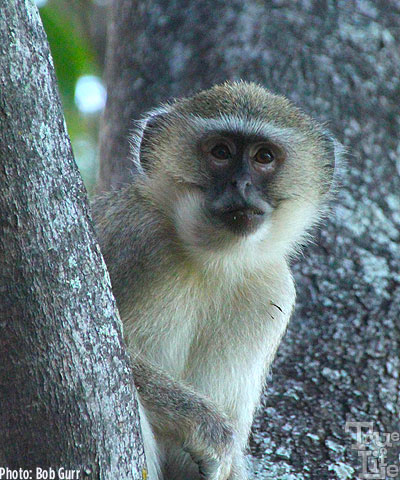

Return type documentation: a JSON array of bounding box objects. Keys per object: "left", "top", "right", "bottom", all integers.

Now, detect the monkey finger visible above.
[{"left": 196, "top": 458, "right": 232, "bottom": 480}]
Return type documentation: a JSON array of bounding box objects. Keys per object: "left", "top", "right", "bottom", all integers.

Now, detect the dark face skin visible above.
[{"left": 199, "top": 131, "right": 285, "bottom": 235}]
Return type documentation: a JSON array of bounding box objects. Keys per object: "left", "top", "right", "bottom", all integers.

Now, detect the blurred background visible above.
[{"left": 36, "top": 0, "right": 109, "bottom": 194}]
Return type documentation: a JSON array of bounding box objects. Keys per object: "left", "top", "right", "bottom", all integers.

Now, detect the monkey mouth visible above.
[
  {"left": 223, "top": 206, "right": 265, "bottom": 217},
  {"left": 217, "top": 206, "right": 266, "bottom": 234}
]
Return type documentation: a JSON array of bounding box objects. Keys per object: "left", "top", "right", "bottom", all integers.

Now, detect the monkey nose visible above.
[
  {"left": 231, "top": 178, "right": 252, "bottom": 198},
  {"left": 231, "top": 177, "right": 249, "bottom": 184},
  {"left": 231, "top": 178, "right": 251, "bottom": 188}
]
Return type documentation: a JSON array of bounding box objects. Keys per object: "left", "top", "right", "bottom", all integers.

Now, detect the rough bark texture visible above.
[
  {"left": 99, "top": 1, "right": 400, "bottom": 478},
  {"left": 0, "top": 1, "right": 145, "bottom": 478}
]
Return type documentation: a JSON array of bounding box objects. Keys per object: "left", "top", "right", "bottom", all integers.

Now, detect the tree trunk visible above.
[
  {"left": 0, "top": 1, "right": 145, "bottom": 478},
  {"left": 99, "top": 1, "right": 400, "bottom": 478}
]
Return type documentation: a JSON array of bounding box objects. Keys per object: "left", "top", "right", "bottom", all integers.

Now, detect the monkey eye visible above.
[
  {"left": 210, "top": 143, "right": 231, "bottom": 160},
  {"left": 254, "top": 147, "right": 275, "bottom": 164}
]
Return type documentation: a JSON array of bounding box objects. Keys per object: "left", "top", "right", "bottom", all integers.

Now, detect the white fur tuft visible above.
[{"left": 129, "top": 106, "right": 171, "bottom": 174}]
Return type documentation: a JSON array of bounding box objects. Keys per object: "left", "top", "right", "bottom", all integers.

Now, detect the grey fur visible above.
[{"left": 92, "top": 81, "right": 340, "bottom": 479}]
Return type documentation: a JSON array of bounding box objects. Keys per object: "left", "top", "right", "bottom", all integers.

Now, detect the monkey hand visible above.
[
  {"left": 131, "top": 358, "right": 237, "bottom": 478},
  {"left": 183, "top": 401, "right": 237, "bottom": 480}
]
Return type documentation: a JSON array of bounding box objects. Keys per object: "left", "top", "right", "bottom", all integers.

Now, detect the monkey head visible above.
[{"left": 132, "top": 81, "right": 341, "bottom": 262}]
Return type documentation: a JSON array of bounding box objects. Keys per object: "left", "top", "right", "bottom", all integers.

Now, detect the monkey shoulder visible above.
[{"left": 91, "top": 184, "right": 171, "bottom": 313}]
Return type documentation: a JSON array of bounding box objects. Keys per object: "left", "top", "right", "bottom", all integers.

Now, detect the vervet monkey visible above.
[{"left": 92, "top": 81, "right": 340, "bottom": 480}]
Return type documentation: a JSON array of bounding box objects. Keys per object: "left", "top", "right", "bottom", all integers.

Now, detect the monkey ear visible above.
[
  {"left": 132, "top": 107, "right": 170, "bottom": 174},
  {"left": 320, "top": 130, "right": 346, "bottom": 191}
]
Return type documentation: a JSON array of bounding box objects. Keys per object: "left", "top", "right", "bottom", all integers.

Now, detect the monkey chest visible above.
[{"left": 126, "top": 279, "right": 292, "bottom": 381}]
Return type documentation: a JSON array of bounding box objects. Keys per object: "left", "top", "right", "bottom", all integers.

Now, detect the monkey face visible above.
[{"left": 198, "top": 132, "right": 285, "bottom": 236}]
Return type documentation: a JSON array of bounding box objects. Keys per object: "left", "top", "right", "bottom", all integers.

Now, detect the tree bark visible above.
[
  {"left": 99, "top": 1, "right": 400, "bottom": 478},
  {"left": 0, "top": 1, "right": 145, "bottom": 478}
]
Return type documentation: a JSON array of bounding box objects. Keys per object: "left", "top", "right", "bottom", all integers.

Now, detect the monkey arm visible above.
[{"left": 131, "top": 357, "right": 236, "bottom": 466}]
